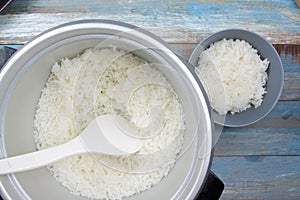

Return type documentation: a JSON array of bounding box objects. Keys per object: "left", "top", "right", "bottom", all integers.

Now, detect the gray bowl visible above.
[{"left": 189, "top": 29, "right": 284, "bottom": 127}]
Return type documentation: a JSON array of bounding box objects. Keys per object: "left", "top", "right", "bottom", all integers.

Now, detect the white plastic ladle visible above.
[{"left": 0, "top": 114, "right": 143, "bottom": 175}]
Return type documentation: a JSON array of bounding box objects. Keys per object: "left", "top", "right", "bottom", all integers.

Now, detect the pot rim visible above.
[{"left": 0, "top": 19, "right": 214, "bottom": 200}]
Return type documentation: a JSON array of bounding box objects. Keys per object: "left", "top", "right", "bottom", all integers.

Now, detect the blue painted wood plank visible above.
[
  {"left": 186, "top": 0, "right": 300, "bottom": 32},
  {"left": 211, "top": 156, "right": 300, "bottom": 200},
  {"left": 214, "top": 128, "right": 300, "bottom": 156},
  {"left": 213, "top": 100, "right": 300, "bottom": 156},
  {"left": 247, "top": 101, "right": 300, "bottom": 128},
  {"left": 0, "top": 0, "right": 299, "bottom": 44}
]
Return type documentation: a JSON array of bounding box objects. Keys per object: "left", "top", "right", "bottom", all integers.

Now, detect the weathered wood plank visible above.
[
  {"left": 211, "top": 156, "right": 300, "bottom": 200},
  {"left": 245, "top": 101, "right": 300, "bottom": 129},
  {"left": 214, "top": 128, "right": 300, "bottom": 156},
  {"left": 0, "top": 0, "right": 299, "bottom": 44},
  {"left": 213, "top": 101, "right": 300, "bottom": 156},
  {"left": 244, "top": 101, "right": 300, "bottom": 129}
]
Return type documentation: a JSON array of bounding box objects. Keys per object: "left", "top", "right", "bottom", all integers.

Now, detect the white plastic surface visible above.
[{"left": 0, "top": 114, "right": 143, "bottom": 175}]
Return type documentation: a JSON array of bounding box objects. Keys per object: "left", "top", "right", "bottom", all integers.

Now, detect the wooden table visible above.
[{"left": 0, "top": 0, "right": 299, "bottom": 199}]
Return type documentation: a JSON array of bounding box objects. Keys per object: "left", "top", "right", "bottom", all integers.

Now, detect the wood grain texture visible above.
[
  {"left": 215, "top": 127, "right": 300, "bottom": 156},
  {"left": 212, "top": 156, "right": 300, "bottom": 200},
  {"left": 247, "top": 101, "right": 300, "bottom": 128},
  {"left": 0, "top": 0, "right": 299, "bottom": 44},
  {"left": 214, "top": 101, "right": 300, "bottom": 156}
]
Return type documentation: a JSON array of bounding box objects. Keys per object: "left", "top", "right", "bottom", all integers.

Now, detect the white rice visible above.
[
  {"left": 196, "top": 38, "right": 269, "bottom": 114},
  {"left": 34, "top": 48, "right": 185, "bottom": 199}
]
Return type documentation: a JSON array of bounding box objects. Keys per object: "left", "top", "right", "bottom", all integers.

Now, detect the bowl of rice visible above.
[
  {"left": 189, "top": 29, "right": 284, "bottom": 127},
  {"left": 0, "top": 20, "right": 216, "bottom": 200}
]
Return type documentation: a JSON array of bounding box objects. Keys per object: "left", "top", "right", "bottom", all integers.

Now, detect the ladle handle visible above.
[{"left": 0, "top": 138, "right": 84, "bottom": 175}]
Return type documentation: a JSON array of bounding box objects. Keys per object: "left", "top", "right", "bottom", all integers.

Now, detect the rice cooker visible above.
[{"left": 0, "top": 20, "right": 223, "bottom": 200}]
